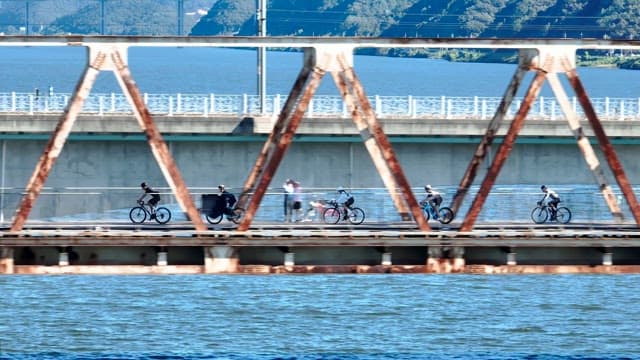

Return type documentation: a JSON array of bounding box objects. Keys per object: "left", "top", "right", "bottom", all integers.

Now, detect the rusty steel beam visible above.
[
  {"left": 335, "top": 56, "right": 428, "bottom": 231},
  {"left": 110, "top": 50, "right": 207, "bottom": 232},
  {"left": 450, "top": 62, "right": 527, "bottom": 216},
  {"left": 460, "top": 70, "right": 547, "bottom": 232},
  {"left": 546, "top": 72, "right": 624, "bottom": 221},
  {"left": 236, "top": 65, "right": 312, "bottom": 210},
  {"left": 564, "top": 67, "right": 640, "bottom": 226},
  {"left": 237, "top": 66, "right": 326, "bottom": 231},
  {"left": 11, "top": 49, "right": 105, "bottom": 232}
]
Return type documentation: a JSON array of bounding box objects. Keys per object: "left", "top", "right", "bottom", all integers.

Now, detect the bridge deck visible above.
[{"left": 2, "top": 222, "right": 638, "bottom": 248}]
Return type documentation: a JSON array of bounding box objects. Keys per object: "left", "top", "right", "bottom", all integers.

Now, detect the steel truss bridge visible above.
[{"left": 1, "top": 35, "right": 640, "bottom": 239}]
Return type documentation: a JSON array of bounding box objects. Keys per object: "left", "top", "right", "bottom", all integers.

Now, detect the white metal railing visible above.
[{"left": 3, "top": 92, "right": 640, "bottom": 121}]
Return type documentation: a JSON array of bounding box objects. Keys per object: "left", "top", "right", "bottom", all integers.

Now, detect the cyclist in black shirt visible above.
[{"left": 139, "top": 182, "right": 161, "bottom": 218}]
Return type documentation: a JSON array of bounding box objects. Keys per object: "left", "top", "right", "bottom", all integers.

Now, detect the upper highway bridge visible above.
[
  {"left": 2, "top": 36, "right": 640, "bottom": 273},
  {"left": 4, "top": 91, "right": 640, "bottom": 121}
]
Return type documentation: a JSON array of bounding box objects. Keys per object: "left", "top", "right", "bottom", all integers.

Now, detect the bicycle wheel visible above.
[
  {"left": 348, "top": 207, "right": 365, "bottom": 225},
  {"left": 229, "top": 208, "right": 245, "bottom": 224},
  {"left": 555, "top": 207, "right": 572, "bottom": 224},
  {"left": 422, "top": 207, "right": 431, "bottom": 222},
  {"left": 438, "top": 207, "right": 454, "bottom": 224},
  {"left": 531, "top": 206, "right": 548, "bottom": 224},
  {"left": 205, "top": 213, "right": 223, "bottom": 224},
  {"left": 322, "top": 207, "right": 341, "bottom": 224},
  {"left": 129, "top": 206, "right": 147, "bottom": 224},
  {"left": 154, "top": 207, "right": 171, "bottom": 224}
]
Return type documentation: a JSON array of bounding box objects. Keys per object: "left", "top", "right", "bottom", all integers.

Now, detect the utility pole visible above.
[
  {"left": 25, "top": 1, "right": 30, "bottom": 35},
  {"left": 257, "top": 0, "right": 267, "bottom": 114},
  {"left": 100, "top": 0, "right": 105, "bottom": 35},
  {"left": 177, "top": 0, "right": 184, "bottom": 35}
]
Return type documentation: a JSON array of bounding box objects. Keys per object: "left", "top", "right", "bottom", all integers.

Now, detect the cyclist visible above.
[
  {"left": 218, "top": 184, "right": 237, "bottom": 217},
  {"left": 138, "top": 182, "right": 161, "bottom": 218},
  {"left": 539, "top": 185, "right": 561, "bottom": 219},
  {"left": 336, "top": 187, "right": 355, "bottom": 220},
  {"left": 420, "top": 184, "right": 443, "bottom": 218}
]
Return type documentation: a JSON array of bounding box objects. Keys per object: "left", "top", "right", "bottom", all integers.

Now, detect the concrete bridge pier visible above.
[
  {"left": 0, "top": 247, "right": 14, "bottom": 274},
  {"left": 204, "top": 246, "right": 239, "bottom": 273},
  {"left": 507, "top": 248, "right": 517, "bottom": 266},
  {"left": 426, "top": 246, "right": 465, "bottom": 273},
  {"left": 602, "top": 248, "right": 613, "bottom": 266}
]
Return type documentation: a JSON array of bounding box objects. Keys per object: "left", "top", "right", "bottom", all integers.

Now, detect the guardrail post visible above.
[
  {"left": 308, "top": 98, "right": 314, "bottom": 117},
  {"left": 110, "top": 93, "right": 115, "bottom": 112},
  {"left": 446, "top": 98, "right": 452, "bottom": 119},
  {"left": 342, "top": 98, "right": 348, "bottom": 118},
  {"left": 411, "top": 97, "right": 417, "bottom": 118},
  {"left": 177, "top": 93, "right": 182, "bottom": 113},
  {"left": 619, "top": 100, "right": 624, "bottom": 121},
  {"left": 407, "top": 95, "right": 412, "bottom": 117},
  {"left": 481, "top": 99, "right": 487, "bottom": 119},
  {"left": 242, "top": 94, "right": 248, "bottom": 115},
  {"left": 99, "top": 96, "right": 104, "bottom": 116},
  {"left": 169, "top": 96, "right": 173, "bottom": 116},
  {"left": 143, "top": 93, "right": 148, "bottom": 105},
  {"left": 539, "top": 96, "right": 544, "bottom": 117},
  {"left": 375, "top": 95, "right": 381, "bottom": 116},
  {"left": 28, "top": 95, "right": 34, "bottom": 115},
  {"left": 605, "top": 97, "right": 610, "bottom": 118},
  {"left": 274, "top": 94, "right": 281, "bottom": 116},
  {"left": 550, "top": 100, "right": 556, "bottom": 120},
  {"left": 473, "top": 96, "right": 478, "bottom": 116},
  {"left": 210, "top": 94, "right": 215, "bottom": 114},
  {"left": 11, "top": 92, "right": 16, "bottom": 112},
  {"left": 203, "top": 97, "right": 208, "bottom": 117},
  {"left": 440, "top": 96, "right": 445, "bottom": 116}
]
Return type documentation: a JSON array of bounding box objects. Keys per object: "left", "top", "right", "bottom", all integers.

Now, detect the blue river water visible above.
[
  {"left": 2, "top": 47, "right": 640, "bottom": 359},
  {"left": 1, "top": 274, "right": 640, "bottom": 359}
]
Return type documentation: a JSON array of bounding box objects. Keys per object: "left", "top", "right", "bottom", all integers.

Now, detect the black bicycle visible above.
[
  {"left": 205, "top": 207, "right": 245, "bottom": 224},
  {"left": 531, "top": 202, "right": 571, "bottom": 224},
  {"left": 322, "top": 200, "right": 365, "bottom": 225},
  {"left": 129, "top": 200, "right": 171, "bottom": 224}
]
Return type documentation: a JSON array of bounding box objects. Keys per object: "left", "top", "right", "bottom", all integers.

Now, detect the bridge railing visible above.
[{"left": 2, "top": 92, "right": 640, "bottom": 121}]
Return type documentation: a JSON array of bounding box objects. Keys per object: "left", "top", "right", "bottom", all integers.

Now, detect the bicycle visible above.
[
  {"left": 322, "top": 200, "right": 365, "bottom": 225},
  {"left": 205, "top": 207, "right": 245, "bottom": 224},
  {"left": 421, "top": 202, "right": 454, "bottom": 224},
  {"left": 129, "top": 200, "right": 171, "bottom": 224},
  {"left": 531, "top": 202, "right": 571, "bottom": 224}
]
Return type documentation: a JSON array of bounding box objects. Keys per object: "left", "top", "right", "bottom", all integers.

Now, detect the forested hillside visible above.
[{"left": 190, "top": 0, "right": 640, "bottom": 41}]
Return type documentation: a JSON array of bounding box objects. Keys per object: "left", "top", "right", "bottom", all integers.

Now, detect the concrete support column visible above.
[
  {"left": 156, "top": 251, "right": 168, "bottom": 266},
  {"left": 381, "top": 252, "right": 392, "bottom": 266},
  {"left": 204, "top": 246, "right": 239, "bottom": 273},
  {"left": 602, "top": 251, "right": 613, "bottom": 266},
  {"left": 427, "top": 246, "right": 465, "bottom": 273},
  {"left": 59, "top": 251, "right": 69, "bottom": 266},
  {"left": 284, "top": 252, "right": 295, "bottom": 267},
  {"left": 507, "top": 250, "right": 517, "bottom": 266},
  {"left": 0, "top": 247, "right": 14, "bottom": 274},
  {"left": 451, "top": 247, "right": 465, "bottom": 272}
]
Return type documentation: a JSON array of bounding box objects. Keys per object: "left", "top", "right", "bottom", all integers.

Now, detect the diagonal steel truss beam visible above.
[
  {"left": 460, "top": 68, "right": 548, "bottom": 231},
  {"left": 449, "top": 51, "right": 530, "bottom": 216},
  {"left": 237, "top": 47, "right": 428, "bottom": 231},
  {"left": 562, "top": 62, "right": 640, "bottom": 225},
  {"left": 237, "top": 57, "right": 324, "bottom": 231},
  {"left": 11, "top": 45, "right": 206, "bottom": 232}
]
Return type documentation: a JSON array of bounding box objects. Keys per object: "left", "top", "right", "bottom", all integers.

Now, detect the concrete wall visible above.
[{"left": 1, "top": 136, "right": 639, "bottom": 219}]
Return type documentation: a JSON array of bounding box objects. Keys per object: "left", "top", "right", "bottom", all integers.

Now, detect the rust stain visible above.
[
  {"left": 460, "top": 69, "right": 547, "bottom": 232},
  {"left": 565, "top": 67, "right": 640, "bottom": 226}
]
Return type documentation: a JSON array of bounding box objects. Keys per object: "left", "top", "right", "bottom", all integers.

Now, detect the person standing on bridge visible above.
[
  {"left": 539, "top": 185, "right": 561, "bottom": 220},
  {"left": 283, "top": 179, "right": 295, "bottom": 222},
  {"left": 139, "top": 182, "right": 161, "bottom": 219}
]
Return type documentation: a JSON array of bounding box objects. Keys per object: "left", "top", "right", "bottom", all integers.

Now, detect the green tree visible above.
[
  {"left": 458, "top": 0, "right": 507, "bottom": 37},
  {"left": 599, "top": 0, "right": 640, "bottom": 39}
]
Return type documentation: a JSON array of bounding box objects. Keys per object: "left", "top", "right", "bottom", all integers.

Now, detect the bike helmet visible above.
[
  {"left": 541, "top": 185, "right": 547, "bottom": 191},
  {"left": 218, "top": 184, "right": 225, "bottom": 190},
  {"left": 425, "top": 184, "right": 432, "bottom": 191},
  {"left": 337, "top": 186, "right": 344, "bottom": 192},
  {"left": 140, "top": 182, "right": 147, "bottom": 188}
]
